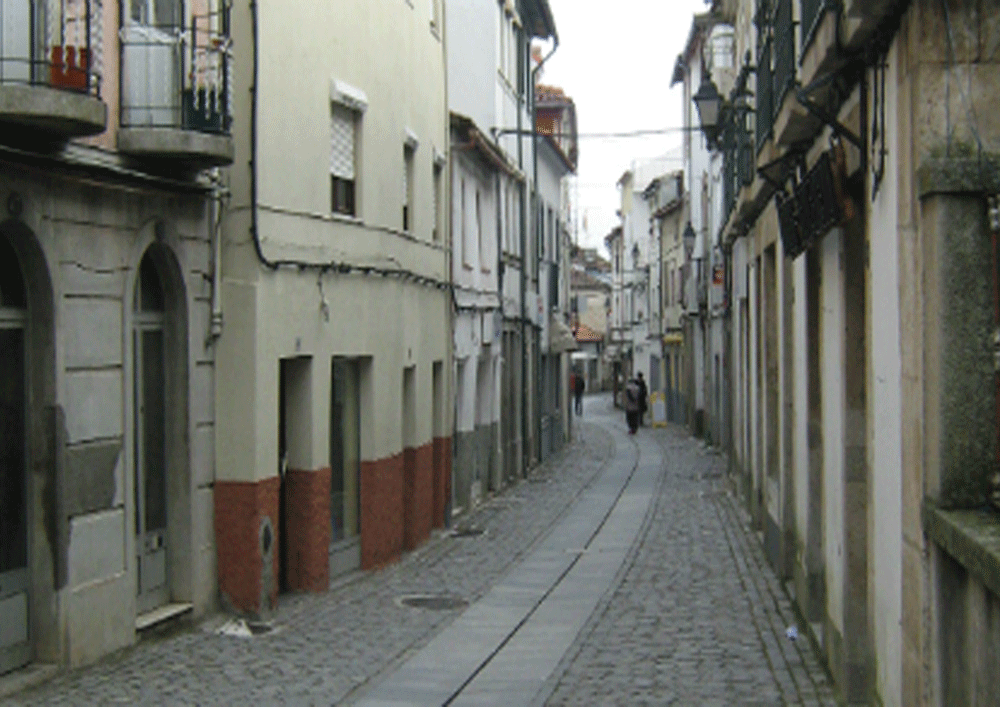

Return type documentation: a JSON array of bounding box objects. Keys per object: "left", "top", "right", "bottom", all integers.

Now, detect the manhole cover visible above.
[
  {"left": 397, "top": 594, "right": 469, "bottom": 611},
  {"left": 450, "top": 526, "right": 486, "bottom": 538}
]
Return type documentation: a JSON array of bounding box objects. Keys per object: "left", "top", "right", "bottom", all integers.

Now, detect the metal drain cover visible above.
[
  {"left": 450, "top": 526, "right": 486, "bottom": 538},
  {"left": 397, "top": 594, "right": 469, "bottom": 611}
]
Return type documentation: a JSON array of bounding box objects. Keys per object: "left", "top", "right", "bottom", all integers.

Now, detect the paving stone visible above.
[{"left": 2, "top": 396, "right": 836, "bottom": 706}]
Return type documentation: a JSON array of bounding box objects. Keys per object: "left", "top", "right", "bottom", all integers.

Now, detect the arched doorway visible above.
[
  {"left": 0, "top": 235, "right": 30, "bottom": 673},
  {"left": 133, "top": 250, "right": 169, "bottom": 613}
]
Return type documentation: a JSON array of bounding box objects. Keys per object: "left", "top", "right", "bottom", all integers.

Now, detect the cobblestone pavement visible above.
[
  {"left": 4, "top": 414, "right": 613, "bottom": 707},
  {"left": 4, "top": 395, "right": 837, "bottom": 706},
  {"left": 540, "top": 411, "right": 837, "bottom": 706}
]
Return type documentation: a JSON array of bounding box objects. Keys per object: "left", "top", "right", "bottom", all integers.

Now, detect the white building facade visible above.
[{"left": 446, "top": 0, "right": 556, "bottom": 511}]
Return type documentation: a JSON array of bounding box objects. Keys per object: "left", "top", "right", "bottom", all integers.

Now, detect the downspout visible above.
[
  {"left": 523, "top": 31, "right": 558, "bottom": 473},
  {"left": 208, "top": 177, "right": 226, "bottom": 343},
  {"left": 248, "top": 0, "right": 275, "bottom": 270}
]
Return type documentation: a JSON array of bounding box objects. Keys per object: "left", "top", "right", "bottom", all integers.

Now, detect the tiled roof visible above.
[{"left": 574, "top": 323, "right": 604, "bottom": 343}]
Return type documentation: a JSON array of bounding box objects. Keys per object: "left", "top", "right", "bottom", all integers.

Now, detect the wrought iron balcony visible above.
[
  {"left": 0, "top": 0, "right": 106, "bottom": 137},
  {"left": 800, "top": 0, "right": 828, "bottom": 53},
  {"left": 756, "top": 39, "right": 773, "bottom": 154},
  {"left": 118, "top": 0, "right": 233, "bottom": 167}
]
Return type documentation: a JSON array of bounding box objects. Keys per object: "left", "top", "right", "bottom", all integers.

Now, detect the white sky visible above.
[{"left": 539, "top": 0, "right": 709, "bottom": 255}]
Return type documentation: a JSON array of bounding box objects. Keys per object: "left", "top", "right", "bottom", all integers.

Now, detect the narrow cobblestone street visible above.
[{"left": 4, "top": 394, "right": 836, "bottom": 706}]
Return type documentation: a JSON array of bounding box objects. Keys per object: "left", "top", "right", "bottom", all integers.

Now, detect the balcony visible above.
[
  {"left": 0, "top": 0, "right": 107, "bottom": 138},
  {"left": 118, "top": 0, "right": 233, "bottom": 169},
  {"left": 772, "top": 0, "right": 821, "bottom": 146}
]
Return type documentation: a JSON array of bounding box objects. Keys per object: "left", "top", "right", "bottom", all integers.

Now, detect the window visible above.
[
  {"left": 432, "top": 162, "right": 442, "bottom": 242},
  {"left": 475, "top": 189, "right": 483, "bottom": 267},
  {"left": 461, "top": 178, "right": 471, "bottom": 268},
  {"left": 516, "top": 25, "right": 525, "bottom": 97},
  {"left": 403, "top": 145, "right": 414, "bottom": 231},
  {"left": 331, "top": 103, "right": 357, "bottom": 216}
]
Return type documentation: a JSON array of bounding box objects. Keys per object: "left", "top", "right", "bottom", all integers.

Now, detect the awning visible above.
[
  {"left": 662, "top": 333, "right": 684, "bottom": 345},
  {"left": 549, "top": 314, "right": 578, "bottom": 353}
]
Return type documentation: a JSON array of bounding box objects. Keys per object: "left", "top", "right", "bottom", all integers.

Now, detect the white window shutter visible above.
[{"left": 330, "top": 105, "right": 355, "bottom": 180}]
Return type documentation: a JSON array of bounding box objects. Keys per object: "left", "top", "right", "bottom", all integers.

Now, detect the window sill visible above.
[
  {"left": 331, "top": 212, "right": 363, "bottom": 225},
  {"left": 923, "top": 501, "right": 1000, "bottom": 599}
]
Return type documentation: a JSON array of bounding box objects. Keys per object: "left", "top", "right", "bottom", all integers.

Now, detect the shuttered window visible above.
[{"left": 331, "top": 104, "right": 357, "bottom": 216}]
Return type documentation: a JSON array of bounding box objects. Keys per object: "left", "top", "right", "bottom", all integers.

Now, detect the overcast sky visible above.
[{"left": 539, "top": 0, "right": 709, "bottom": 255}]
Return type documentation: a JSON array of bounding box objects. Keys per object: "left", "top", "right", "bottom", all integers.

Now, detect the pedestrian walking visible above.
[
  {"left": 636, "top": 371, "right": 648, "bottom": 426},
  {"left": 624, "top": 377, "right": 641, "bottom": 434},
  {"left": 574, "top": 369, "right": 585, "bottom": 415}
]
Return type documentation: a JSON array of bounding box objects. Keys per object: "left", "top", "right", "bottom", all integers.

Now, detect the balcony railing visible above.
[
  {"left": 756, "top": 39, "right": 773, "bottom": 154},
  {"left": 0, "top": 0, "right": 102, "bottom": 96},
  {"left": 800, "top": 0, "right": 830, "bottom": 54},
  {"left": 772, "top": 0, "right": 795, "bottom": 116},
  {"left": 722, "top": 118, "right": 736, "bottom": 223},
  {"left": 120, "top": 0, "right": 231, "bottom": 134}
]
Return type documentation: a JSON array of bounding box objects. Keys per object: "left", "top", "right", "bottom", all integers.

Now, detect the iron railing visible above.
[
  {"left": 0, "top": 0, "right": 102, "bottom": 96},
  {"left": 773, "top": 0, "right": 795, "bottom": 118},
  {"left": 120, "top": 0, "right": 231, "bottom": 133},
  {"left": 722, "top": 116, "right": 736, "bottom": 223},
  {"left": 800, "top": 0, "right": 830, "bottom": 55},
  {"left": 756, "top": 39, "right": 773, "bottom": 154}
]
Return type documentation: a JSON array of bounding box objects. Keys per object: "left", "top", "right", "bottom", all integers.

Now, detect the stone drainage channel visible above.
[{"left": 350, "top": 424, "right": 664, "bottom": 707}]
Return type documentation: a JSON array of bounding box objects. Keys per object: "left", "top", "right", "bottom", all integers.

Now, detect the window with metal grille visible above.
[
  {"left": 756, "top": 41, "right": 773, "bottom": 154},
  {"left": 800, "top": 0, "right": 829, "bottom": 54},
  {"left": 773, "top": 0, "right": 795, "bottom": 117},
  {"left": 432, "top": 163, "right": 442, "bottom": 242},
  {"left": 331, "top": 104, "right": 357, "bottom": 216}
]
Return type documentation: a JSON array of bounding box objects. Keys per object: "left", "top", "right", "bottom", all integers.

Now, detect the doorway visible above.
[
  {"left": 134, "top": 252, "right": 170, "bottom": 614},
  {"left": 329, "top": 358, "right": 361, "bottom": 578},
  {"left": 0, "top": 237, "right": 29, "bottom": 674}
]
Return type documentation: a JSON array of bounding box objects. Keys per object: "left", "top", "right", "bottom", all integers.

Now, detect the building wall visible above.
[
  {"left": 1, "top": 168, "right": 216, "bottom": 667},
  {"left": 216, "top": 0, "right": 450, "bottom": 614},
  {"left": 869, "top": 34, "right": 904, "bottom": 707}
]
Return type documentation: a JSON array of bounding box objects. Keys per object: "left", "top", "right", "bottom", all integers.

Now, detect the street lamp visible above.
[
  {"left": 693, "top": 69, "right": 724, "bottom": 147},
  {"left": 682, "top": 221, "right": 696, "bottom": 258}
]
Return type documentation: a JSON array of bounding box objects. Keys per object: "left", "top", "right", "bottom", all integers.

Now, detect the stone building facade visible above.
[
  {"left": 685, "top": 0, "right": 1000, "bottom": 703},
  {"left": 0, "top": 0, "right": 231, "bottom": 672}
]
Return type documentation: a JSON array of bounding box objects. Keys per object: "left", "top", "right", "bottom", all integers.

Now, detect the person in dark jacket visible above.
[
  {"left": 636, "top": 371, "right": 648, "bottom": 426},
  {"left": 573, "top": 369, "right": 585, "bottom": 415},
  {"left": 624, "top": 378, "right": 641, "bottom": 434}
]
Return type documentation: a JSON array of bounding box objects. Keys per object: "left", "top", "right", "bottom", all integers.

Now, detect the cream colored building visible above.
[{"left": 215, "top": 0, "right": 451, "bottom": 615}]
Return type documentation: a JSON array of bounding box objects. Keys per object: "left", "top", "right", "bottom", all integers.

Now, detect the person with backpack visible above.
[{"left": 636, "top": 371, "right": 648, "bottom": 426}]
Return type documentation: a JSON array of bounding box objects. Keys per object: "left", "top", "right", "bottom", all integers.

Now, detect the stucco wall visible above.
[{"left": 869, "top": 36, "right": 904, "bottom": 707}]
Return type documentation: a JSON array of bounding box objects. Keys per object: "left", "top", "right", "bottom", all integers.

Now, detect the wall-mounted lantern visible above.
[
  {"left": 682, "top": 221, "right": 696, "bottom": 259},
  {"left": 693, "top": 69, "right": 724, "bottom": 148}
]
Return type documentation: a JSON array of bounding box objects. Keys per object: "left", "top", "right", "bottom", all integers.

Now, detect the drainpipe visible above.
[
  {"left": 523, "top": 31, "right": 558, "bottom": 473},
  {"left": 208, "top": 176, "right": 226, "bottom": 344}
]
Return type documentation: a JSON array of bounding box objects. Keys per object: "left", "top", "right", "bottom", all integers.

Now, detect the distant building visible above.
[{"left": 570, "top": 265, "right": 611, "bottom": 392}]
